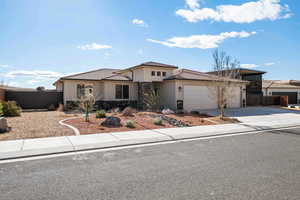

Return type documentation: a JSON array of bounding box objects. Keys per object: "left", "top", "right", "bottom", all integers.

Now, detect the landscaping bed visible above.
[
  {"left": 0, "top": 111, "right": 75, "bottom": 141},
  {"left": 64, "top": 111, "right": 221, "bottom": 135}
]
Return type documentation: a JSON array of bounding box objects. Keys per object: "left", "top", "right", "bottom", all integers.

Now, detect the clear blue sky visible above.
[{"left": 0, "top": 0, "right": 299, "bottom": 88}]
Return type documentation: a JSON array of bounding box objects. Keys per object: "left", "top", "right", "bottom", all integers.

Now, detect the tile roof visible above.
[
  {"left": 165, "top": 69, "right": 248, "bottom": 83},
  {"left": 60, "top": 68, "right": 119, "bottom": 81}
]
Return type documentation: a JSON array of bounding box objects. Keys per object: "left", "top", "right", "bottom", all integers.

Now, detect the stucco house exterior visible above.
[
  {"left": 262, "top": 80, "right": 300, "bottom": 104},
  {"left": 54, "top": 62, "right": 248, "bottom": 112}
]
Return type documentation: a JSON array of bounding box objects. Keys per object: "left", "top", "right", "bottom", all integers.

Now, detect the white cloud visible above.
[
  {"left": 0, "top": 65, "right": 10, "bottom": 68},
  {"left": 77, "top": 43, "right": 112, "bottom": 50},
  {"left": 147, "top": 31, "right": 256, "bottom": 49},
  {"left": 176, "top": 0, "right": 292, "bottom": 23},
  {"left": 264, "top": 62, "right": 275, "bottom": 66},
  {"left": 186, "top": 0, "right": 200, "bottom": 9},
  {"left": 132, "top": 19, "right": 148, "bottom": 27},
  {"left": 27, "top": 79, "right": 41, "bottom": 85},
  {"left": 6, "top": 70, "right": 62, "bottom": 79},
  {"left": 241, "top": 64, "right": 259, "bottom": 68}
]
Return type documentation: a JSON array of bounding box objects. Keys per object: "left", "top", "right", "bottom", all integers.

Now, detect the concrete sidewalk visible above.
[{"left": 1, "top": 119, "right": 300, "bottom": 160}]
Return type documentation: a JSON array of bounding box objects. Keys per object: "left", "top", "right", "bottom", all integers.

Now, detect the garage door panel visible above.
[
  {"left": 272, "top": 92, "right": 297, "bottom": 104},
  {"left": 183, "top": 86, "right": 217, "bottom": 112},
  {"left": 183, "top": 86, "right": 241, "bottom": 112}
]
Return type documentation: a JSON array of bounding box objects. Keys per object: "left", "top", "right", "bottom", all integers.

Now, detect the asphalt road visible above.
[{"left": 1, "top": 128, "right": 300, "bottom": 200}]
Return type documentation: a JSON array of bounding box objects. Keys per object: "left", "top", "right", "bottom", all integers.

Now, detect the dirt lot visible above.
[
  {"left": 0, "top": 111, "right": 75, "bottom": 141},
  {"left": 64, "top": 112, "right": 223, "bottom": 135}
]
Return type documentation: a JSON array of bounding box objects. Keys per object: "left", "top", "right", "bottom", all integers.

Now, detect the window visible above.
[
  {"left": 157, "top": 71, "right": 161, "bottom": 76},
  {"left": 162, "top": 72, "right": 166, "bottom": 77},
  {"left": 115, "top": 85, "right": 129, "bottom": 99},
  {"left": 77, "top": 84, "right": 85, "bottom": 98},
  {"left": 151, "top": 71, "right": 155, "bottom": 76}
]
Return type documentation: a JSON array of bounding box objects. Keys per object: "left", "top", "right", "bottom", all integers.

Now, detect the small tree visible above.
[
  {"left": 79, "top": 93, "right": 95, "bottom": 122},
  {"left": 210, "top": 49, "right": 241, "bottom": 119}
]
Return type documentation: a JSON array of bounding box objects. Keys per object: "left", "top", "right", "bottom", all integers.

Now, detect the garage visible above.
[
  {"left": 183, "top": 86, "right": 241, "bottom": 112},
  {"left": 272, "top": 92, "right": 298, "bottom": 104}
]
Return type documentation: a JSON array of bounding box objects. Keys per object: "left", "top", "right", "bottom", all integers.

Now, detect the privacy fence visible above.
[{"left": 5, "top": 90, "right": 63, "bottom": 109}]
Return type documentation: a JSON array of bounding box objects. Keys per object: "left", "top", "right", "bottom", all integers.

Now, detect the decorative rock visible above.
[
  {"left": 162, "top": 108, "right": 175, "bottom": 115},
  {"left": 101, "top": 116, "right": 121, "bottom": 127},
  {"left": 0, "top": 117, "right": 8, "bottom": 133}
]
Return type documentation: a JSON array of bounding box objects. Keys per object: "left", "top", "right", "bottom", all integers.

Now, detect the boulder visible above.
[
  {"left": 101, "top": 116, "right": 121, "bottom": 127},
  {"left": 162, "top": 108, "right": 175, "bottom": 115},
  {"left": 0, "top": 117, "right": 8, "bottom": 133}
]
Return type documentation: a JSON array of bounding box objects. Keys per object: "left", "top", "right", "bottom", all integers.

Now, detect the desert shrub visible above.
[
  {"left": 96, "top": 110, "right": 106, "bottom": 118},
  {"left": 2, "top": 101, "right": 21, "bottom": 117},
  {"left": 122, "top": 107, "right": 135, "bottom": 116},
  {"left": 125, "top": 120, "right": 135, "bottom": 128},
  {"left": 153, "top": 117, "right": 163, "bottom": 125},
  {"left": 48, "top": 104, "right": 56, "bottom": 111}
]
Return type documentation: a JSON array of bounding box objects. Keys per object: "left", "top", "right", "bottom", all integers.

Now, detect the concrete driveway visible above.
[{"left": 202, "top": 107, "right": 300, "bottom": 128}]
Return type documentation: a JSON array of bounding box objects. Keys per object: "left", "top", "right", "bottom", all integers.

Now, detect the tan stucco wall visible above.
[
  {"left": 131, "top": 66, "right": 174, "bottom": 82},
  {"left": 63, "top": 80, "right": 104, "bottom": 104},
  {"left": 63, "top": 80, "right": 138, "bottom": 104},
  {"left": 160, "top": 80, "right": 177, "bottom": 110},
  {"left": 102, "top": 81, "right": 138, "bottom": 101}
]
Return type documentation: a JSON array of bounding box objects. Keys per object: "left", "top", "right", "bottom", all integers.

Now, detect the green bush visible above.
[
  {"left": 125, "top": 120, "right": 135, "bottom": 128},
  {"left": 2, "top": 101, "right": 21, "bottom": 117},
  {"left": 153, "top": 117, "right": 163, "bottom": 125},
  {"left": 0, "top": 102, "right": 3, "bottom": 117},
  {"left": 96, "top": 110, "right": 106, "bottom": 118}
]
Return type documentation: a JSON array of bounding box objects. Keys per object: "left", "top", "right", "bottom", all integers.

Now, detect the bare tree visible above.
[
  {"left": 210, "top": 49, "right": 241, "bottom": 119},
  {"left": 79, "top": 93, "right": 95, "bottom": 122}
]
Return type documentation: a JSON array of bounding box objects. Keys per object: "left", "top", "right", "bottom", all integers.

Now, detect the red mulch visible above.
[
  {"left": 64, "top": 113, "right": 174, "bottom": 135},
  {"left": 64, "top": 112, "right": 217, "bottom": 135}
]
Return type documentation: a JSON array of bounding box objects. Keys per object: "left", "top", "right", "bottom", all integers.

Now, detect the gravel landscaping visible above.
[
  {"left": 0, "top": 111, "right": 76, "bottom": 141},
  {"left": 64, "top": 112, "right": 221, "bottom": 135}
]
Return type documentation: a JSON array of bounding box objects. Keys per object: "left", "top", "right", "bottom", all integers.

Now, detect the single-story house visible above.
[
  {"left": 262, "top": 80, "right": 300, "bottom": 104},
  {"left": 54, "top": 62, "right": 248, "bottom": 112}
]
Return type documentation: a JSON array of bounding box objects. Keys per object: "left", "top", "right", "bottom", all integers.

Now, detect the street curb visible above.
[{"left": 1, "top": 124, "right": 300, "bottom": 161}]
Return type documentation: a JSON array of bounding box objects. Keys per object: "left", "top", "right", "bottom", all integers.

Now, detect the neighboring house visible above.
[
  {"left": 208, "top": 68, "right": 266, "bottom": 106},
  {"left": 262, "top": 80, "right": 300, "bottom": 104},
  {"left": 54, "top": 62, "right": 248, "bottom": 112}
]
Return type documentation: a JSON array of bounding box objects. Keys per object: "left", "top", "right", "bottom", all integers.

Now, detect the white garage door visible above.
[
  {"left": 183, "top": 86, "right": 217, "bottom": 112},
  {"left": 183, "top": 86, "right": 241, "bottom": 112}
]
